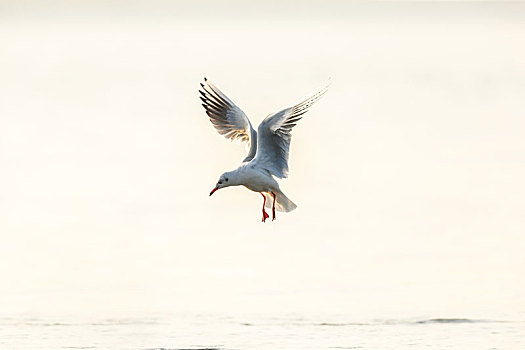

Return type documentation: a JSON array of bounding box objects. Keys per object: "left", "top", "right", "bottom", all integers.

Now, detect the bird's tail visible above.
[{"left": 264, "top": 191, "right": 297, "bottom": 212}]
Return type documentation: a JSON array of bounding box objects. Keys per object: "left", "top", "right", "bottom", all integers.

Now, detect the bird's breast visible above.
[{"left": 239, "top": 168, "right": 275, "bottom": 193}]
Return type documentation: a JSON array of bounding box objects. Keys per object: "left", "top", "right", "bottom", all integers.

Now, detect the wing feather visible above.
[
  {"left": 199, "top": 78, "right": 257, "bottom": 162},
  {"left": 253, "top": 82, "right": 329, "bottom": 178}
]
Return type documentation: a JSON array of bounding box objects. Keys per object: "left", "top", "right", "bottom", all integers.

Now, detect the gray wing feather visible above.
[
  {"left": 254, "top": 83, "right": 329, "bottom": 178},
  {"left": 199, "top": 78, "right": 257, "bottom": 162}
]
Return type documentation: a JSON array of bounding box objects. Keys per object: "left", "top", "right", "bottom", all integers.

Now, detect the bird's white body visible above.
[
  {"left": 235, "top": 164, "right": 278, "bottom": 193},
  {"left": 200, "top": 78, "right": 327, "bottom": 221},
  {"left": 224, "top": 163, "right": 297, "bottom": 213}
]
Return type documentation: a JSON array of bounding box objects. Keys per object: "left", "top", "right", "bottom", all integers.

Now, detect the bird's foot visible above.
[
  {"left": 262, "top": 209, "right": 270, "bottom": 222},
  {"left": 272, "top": 207, "right": 276, "bottom": 221}
]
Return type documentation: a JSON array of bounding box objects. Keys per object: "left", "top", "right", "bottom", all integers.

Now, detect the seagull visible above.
[{"left": 200, "top": 78, "right": 328, "bottom": 222}]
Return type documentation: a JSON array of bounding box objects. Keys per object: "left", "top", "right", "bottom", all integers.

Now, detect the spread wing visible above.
[
  {"left": 199, "top": 78, "right": 257, "bottom": 162},
  {"left": 253, "top": 83, "right": 329, "bottom": 178}
]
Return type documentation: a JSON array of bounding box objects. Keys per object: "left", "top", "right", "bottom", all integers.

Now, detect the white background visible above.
[{"left": 0, "top": 1, "right": 524, "bottom": 320}]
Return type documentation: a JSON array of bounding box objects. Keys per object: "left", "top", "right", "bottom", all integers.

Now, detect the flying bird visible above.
[{"left": 200, "top": 78, "right": 328, "bottom": 222}]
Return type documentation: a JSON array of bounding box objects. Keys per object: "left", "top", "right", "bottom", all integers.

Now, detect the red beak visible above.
[{"left": 209, "top": 187, "right": 218, "bottom": 196}]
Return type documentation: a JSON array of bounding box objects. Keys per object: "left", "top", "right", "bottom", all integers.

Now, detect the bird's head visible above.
[{"left": 209, "top": 171, "right": 235, "bottom": 196}]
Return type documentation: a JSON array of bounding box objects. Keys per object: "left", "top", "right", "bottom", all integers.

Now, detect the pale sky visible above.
[{"left": 0, "top": 1, "right": 524, "bottom": 319}]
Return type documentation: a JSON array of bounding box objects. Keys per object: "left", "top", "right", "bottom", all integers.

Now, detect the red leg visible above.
[
  {"left": 260, "top": 193, "right": 269, "bottom": 222},
  {"left": 271, "top": 192, "right": 276, "bottom": 221}
]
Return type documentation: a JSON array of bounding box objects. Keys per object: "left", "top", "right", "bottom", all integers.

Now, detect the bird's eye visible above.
[{"left": 225, "top": 178, "right": 229, "bottom": 182}]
